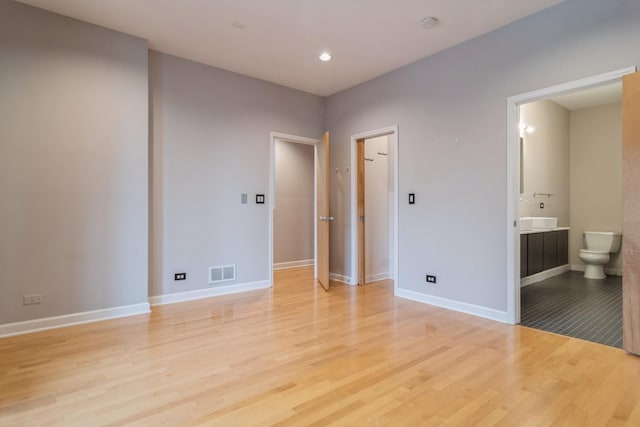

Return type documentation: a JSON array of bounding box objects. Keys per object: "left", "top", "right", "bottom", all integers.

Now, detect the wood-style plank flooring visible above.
[{"left": 2, "top": 266, "right": 640, "bottom": 426}]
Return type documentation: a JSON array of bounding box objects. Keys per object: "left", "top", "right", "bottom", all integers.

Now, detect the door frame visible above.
[
  {"left": 350, "top": 125, "right": 399, "bottom": 290},
  {"left": 269, "top": 132, "right": 320, "bottom": 286},
  {"left": 505, "top": 67, "right": 636, "bottom": 324},
  {"left": 357, "top": 138, "right": 365, "bottom": 286}
]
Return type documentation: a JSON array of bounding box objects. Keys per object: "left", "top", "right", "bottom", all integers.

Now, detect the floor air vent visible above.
[{"left": 209, "top": 264, "right": 236, "bottom": 284}]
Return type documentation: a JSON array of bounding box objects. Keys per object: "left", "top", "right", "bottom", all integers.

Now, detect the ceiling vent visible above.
[{"left": 419, "top": 17, "right": 439, "bottom": 29}]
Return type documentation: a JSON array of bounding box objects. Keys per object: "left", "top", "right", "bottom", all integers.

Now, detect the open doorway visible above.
[
  {"left": 268, "top": 132, "right": 319, "bottom": 286},
  {"left": 519, "top": 84, "right": 622, "bottom": 347},
  {"left": 273, "top": 139, "right": 315, "bottom": 270},
  {"left": 363, "top": 136, "right": 392, "bottom": 284},
  {"left": 506, "top": 67, "right": 636, "bottom": 349},
  {"left": 350, "top": 126, "right": 398, "bottom": 289}
]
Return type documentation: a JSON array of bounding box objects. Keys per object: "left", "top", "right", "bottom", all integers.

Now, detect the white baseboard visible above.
[
  {"left": 571, "top": 264, "right": 623, "bottom": 277},
  {"left": 273, "top": 259, "right": 314, "bottom": 270},
  {"left": 521, "top": 264, "right": 570, "bottom": 287},
  {"left": 395, "top": 288, "right": 509, "bottom": 323},
  {"left": 606, "top": 267, "right": 622, "bottom": 276},
  {"left": 365, "top": 272, "right": 390, "bottom": 283},
  {"left": 0, "top": 303, "right": 151, "bottom": 338},
  {"left": 329, "top": 273, "right": 353, "bottom": 285},
  {"left": 149, "top": 280, "right": 271, "bottom": 306}
]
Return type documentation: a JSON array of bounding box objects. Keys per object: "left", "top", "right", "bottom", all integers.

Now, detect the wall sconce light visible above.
[{"left": 519, "top": 122, "right": 535, "bottom": 135}]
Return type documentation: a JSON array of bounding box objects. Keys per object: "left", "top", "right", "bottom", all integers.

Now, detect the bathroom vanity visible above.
[{"left": 520, "top": 228, "right": 569, "bottom": 279}]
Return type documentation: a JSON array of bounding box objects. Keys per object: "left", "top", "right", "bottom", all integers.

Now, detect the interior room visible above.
[
  {"left": 518, "top": 83, "right": 623, "bottom": 347},
  {"left": 3, "top": 0, "right": 640, "bottom": 424},
  {"left": 363, "top": 135, "right": 393, "bottom": 284},
  {"left": 273, "top": 139, "right": 315, "bottom": 272}
]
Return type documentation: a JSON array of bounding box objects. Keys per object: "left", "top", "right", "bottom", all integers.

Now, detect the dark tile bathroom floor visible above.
[{"left": 520, "top": 271, "right": 622, "bottom": 348}]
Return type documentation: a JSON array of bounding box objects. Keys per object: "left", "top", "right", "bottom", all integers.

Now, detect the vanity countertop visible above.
[{"left": 520, "top": 227, "right": 570, "bottom": 235}]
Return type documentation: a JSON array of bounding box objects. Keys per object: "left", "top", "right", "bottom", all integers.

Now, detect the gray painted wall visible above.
[
  {"left": 274, "top": 140, "right": 314, "bottom": 265},
  {"left": 324, "top": 0, "right": 640, "bottom": 312},
  {"left": 0, "top": 1, "right": 149, "bottom": 323},
  {"left": 4, "top": 0, "right": 640, "bottom": 325},
  {"left": 149, "top": 51, "right": 323, "bottom": 297},
  {"left": 519, "top": 100, "right": 570, "bottom": 226}
]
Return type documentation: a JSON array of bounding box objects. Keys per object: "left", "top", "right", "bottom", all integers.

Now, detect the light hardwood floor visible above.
[{"left": 2, "top": 266, "right": 640, "bottom": 426}]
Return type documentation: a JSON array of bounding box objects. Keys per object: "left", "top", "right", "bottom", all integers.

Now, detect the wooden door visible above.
[
  {"left": 357, "top": 139, "right": 366, "bottom": 286},
  {"left": 623, "top": 72, "right": 640, "bottom": 355},
  {"left": 317, "top": 132, "right": 331, "bottom": 291}
]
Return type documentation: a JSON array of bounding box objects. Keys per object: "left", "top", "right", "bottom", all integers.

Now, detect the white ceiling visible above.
[
  {"left": 16, "top": 0, "right": 565, "bottom": 96},
  {"left": 551, "top": 82, "right": 622, "bottom": 111}
]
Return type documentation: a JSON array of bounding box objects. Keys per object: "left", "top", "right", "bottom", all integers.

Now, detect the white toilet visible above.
[{"left": 578, "top": 231, "right": 622, "bottom": 279}]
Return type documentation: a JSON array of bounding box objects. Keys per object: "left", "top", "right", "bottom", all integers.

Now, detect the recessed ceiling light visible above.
[
  {"left": 419, "top": 17, "right": 439, "bottom": 29},
  {"left": 319, "top": 52, "right": 333, "bottom": 62}
]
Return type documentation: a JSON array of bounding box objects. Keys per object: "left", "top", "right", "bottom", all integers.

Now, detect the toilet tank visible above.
[{"left": 584, "top": 231, "right": 622, "bottom": 253}]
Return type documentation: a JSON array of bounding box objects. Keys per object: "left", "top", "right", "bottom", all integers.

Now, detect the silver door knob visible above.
[{"left": 320, "top": 216, "right": 335, "bottom": 221}]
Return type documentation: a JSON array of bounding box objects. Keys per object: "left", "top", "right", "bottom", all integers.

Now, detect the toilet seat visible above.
[
  {"left": 579, "top": 231, "right": 622, "bottom": 280},
  {"left": 579, "top": 249, "right": 608, "bottom": 255},
  {"left": 579, "top": 249, "right": 609, "bottom": 279},
  {"left": 579, "top": 249, "right": 609, "bottom": 263}
]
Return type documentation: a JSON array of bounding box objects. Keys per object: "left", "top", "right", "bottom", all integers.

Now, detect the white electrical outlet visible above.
[{"left": 23, "top": 294, "right": 42, "bottom": 305}]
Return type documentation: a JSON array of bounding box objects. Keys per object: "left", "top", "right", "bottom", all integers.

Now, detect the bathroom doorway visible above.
[{"left": 506, "top": 68, "right": 636, "bottom": 349}]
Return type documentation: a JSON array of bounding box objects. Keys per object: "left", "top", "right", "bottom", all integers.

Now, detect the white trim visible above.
[
  {"left": 0, "top": 303, "right": 151, "bottom": 338},
  {"left": 269, "top": 132, "right": 320, "bottom": 286},
  {"left": 571, "top": 264, "right": 584, "bottom": 272},
  {"left": 366, "top": 272, "right": 391, "bottom": 283},
  {"left": 571, "top": 264, "right": 623, "bottom": 277},
  {"left": 508, "top": 68, "right": 637, "bottom": 105},
  {"left": 313, "top": 142, "right": 318, "bottom": 280},
  {"left": 395, "top": 288, "right": 509, "bottom": 324},
  {"left": 273, "top": 259, "right": 314, "bottom": 270},
  {"left": 604, "top": 266, "right": 623, "bottom": 276},
  {"left": 350, "top": 125, "right": 399, "bottom": 289},
  {"left": 520, "top": 264, "right": 570, "bottom": 287},
  {"left": 506, "top": 67, "right": 636, "bottom": 325},
  {"left": 149, "top": 280, "right": 270, "bottom": 306},
  {"left": 329, "top": 273, "right": 352, "bottom": 284},
  {"left": 506, "top": 96, "right": 520, "bottom": 325},
  {"left": 270, "top": 132, "right": 318, "bottom": 145}
]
